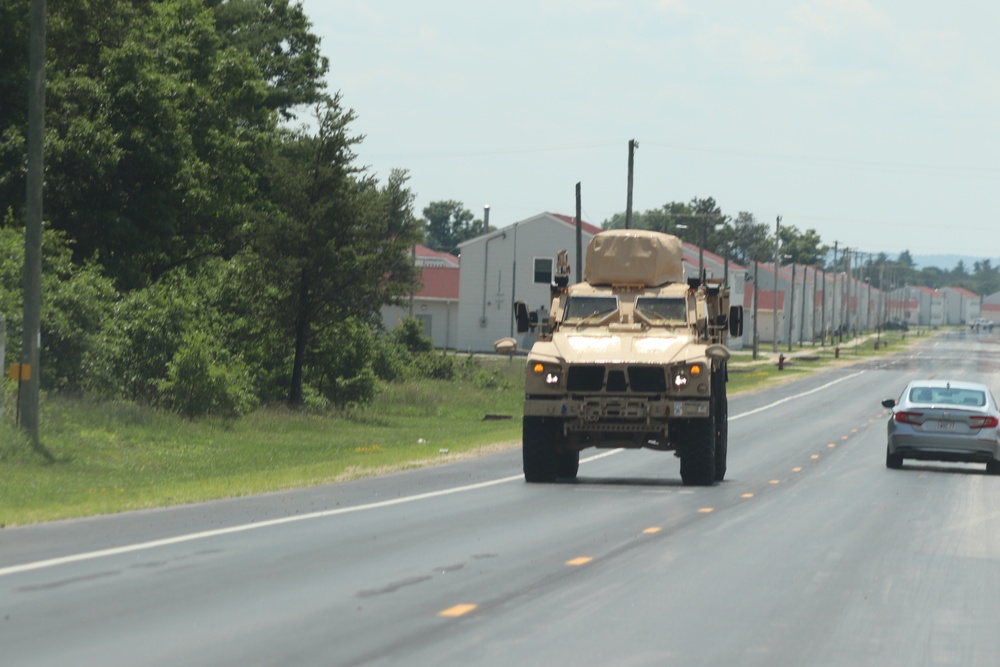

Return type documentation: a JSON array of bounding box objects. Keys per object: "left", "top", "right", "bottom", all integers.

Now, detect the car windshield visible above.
[
  {"left": 908, "top": 386, "right": 986, "bottom": 407},
  {"left": 563, "top": 296, "right": 619, "bottom": 324},
  {"left": 634, "top": 297, "right": 687, "bottom": 324}
]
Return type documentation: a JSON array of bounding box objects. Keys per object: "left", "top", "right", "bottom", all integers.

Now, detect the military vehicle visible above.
[{"left": 495, "top": 229, "right": 743, "bottom": 485}]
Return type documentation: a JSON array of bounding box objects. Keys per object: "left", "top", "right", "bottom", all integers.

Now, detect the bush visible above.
[
  {"left": 157, "top": 329, "right": 258, "bottom": 418},
  {"left": 414, "top": 351, "right": 455, "bottom": 380},
  {"left": 0, "top": 220, "right": 118, "bottom": 392},
  {"left": 389, "top": 317, "right": 433, "bottom": 354}
]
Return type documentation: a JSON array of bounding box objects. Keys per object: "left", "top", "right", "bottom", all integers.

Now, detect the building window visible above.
[{"left": 534, "top": 257, "right": 553, "bottom": 284}]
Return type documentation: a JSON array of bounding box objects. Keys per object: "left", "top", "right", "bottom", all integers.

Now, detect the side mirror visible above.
[
  {"left": 514, "top": 301, "right": 532, "bottom": 333},
  {"left": 494, "top": 337, "right": 518, "bottom": 355},
  {"left": 728, "top": 305, "right": 744, "bottom": 337},
  {"left": 881, "top": 398, "right": 896, "bottom": 409}
]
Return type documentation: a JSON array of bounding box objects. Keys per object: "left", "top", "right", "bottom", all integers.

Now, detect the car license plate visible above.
[{"left": 933, "top": 420, "right": 955, "bottom": 431}]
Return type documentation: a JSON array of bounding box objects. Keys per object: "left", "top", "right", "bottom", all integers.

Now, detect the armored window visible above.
[
  {"left": 534, "top": 258, "right": 553, "bottom": 284},
  {"left": 634, "top": 297, "right": 687, "bottom": 324},
  {"left": 563, "top": 296, "right": 619, "bottom": 324}
]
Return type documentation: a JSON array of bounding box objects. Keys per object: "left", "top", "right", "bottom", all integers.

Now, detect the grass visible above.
[
  {"left": 0, "top": 359, "right": 526, "bottom": 527},
  {"left": 0, "top": 330, "right": 928, "bottom": 527},
  {"left": 727, "top": 329, "right": 920, "bottom": 394}
]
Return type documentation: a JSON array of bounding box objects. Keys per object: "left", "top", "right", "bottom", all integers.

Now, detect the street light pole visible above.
[
  {"left": 788, "top": 260, "right": 796, "bottom": 352},
  {"left": 772, "top": 215, "right": 781, "bottom": 354}
]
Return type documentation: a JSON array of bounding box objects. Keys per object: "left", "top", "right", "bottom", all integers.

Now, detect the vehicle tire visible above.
[
  {"left": 679, "top": 395, "right": 717, "bottom": 486},
  {"left": 523, "top": 416, "right": 559, "bottom": 483},
  {"left": 713, "top": 363, "right": 728, "bottom": 482},
  {"left": 885, "top": 444, "right": 903, "bottom": 470},
  {"left": 986, "top": 459, "right": 1000, "bottom": 475},
  {"left": 556, "top": 448, "right": 580, "bottom": 480}
]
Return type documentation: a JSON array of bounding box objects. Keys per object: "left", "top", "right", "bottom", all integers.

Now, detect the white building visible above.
[
  {"left": 456, "top": 213, "right": 750, "bottom": 352},
  {"left": 941, "top": 286, "right": 980, "bottom": 325},
  {"left": 456, "top": 213, "right": 601, "bottom": 352},
  {"left": 381, "top": 245, "right": 460, "bottom": 349}
]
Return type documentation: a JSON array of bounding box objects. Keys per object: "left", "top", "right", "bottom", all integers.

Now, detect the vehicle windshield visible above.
[
  {"left": 563, "top": 296, "right": 619, "bottom": 324},
  {"left": 634, "top": 297, "right": 687, "bottom": 325},
  {"left": 908, "top": 386, "right": 986, "bottom": 407}
]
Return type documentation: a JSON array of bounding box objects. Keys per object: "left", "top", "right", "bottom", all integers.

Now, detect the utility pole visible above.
[
  {"left": 625, "top": 139, "right": 637, "bottom": 229},
  {"left": 788, "top": 261, "right": 796, "bottom": 352},
  {"left": 575, "top": 183, "right": 582, "bottom": 284},
  {"left": 831, "top": 242, "right": 839, "bottom": 344},
  {"left": 799, "top": 264, "right": 816, "bottom": 347},
  {"left": 840, "top": 247, "right": 850, "bottom": 342},
  {"left": 752, "top": 260, "right": 760, "bottom": 360},
  {"left": 772, "top": 215, "right": 781, "bottom": 354},
  {"left": 22, "top": 0, "right": 46, "bottom": 443},
  {"left": 819, "top": 268, "right": 826, "bottom": 346}
]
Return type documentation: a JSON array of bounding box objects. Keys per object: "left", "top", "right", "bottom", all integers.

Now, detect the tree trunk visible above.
[{"left": 289, "top": 268, "right": 311, "bottom": 406}]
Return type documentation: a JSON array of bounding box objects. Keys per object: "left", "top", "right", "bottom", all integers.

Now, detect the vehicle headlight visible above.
[
  {"left": 530, "top": 362, "right": 562, "bottom": 388},
  {"left": 672, "top": 363, "right": 704, "bottom": 389}
]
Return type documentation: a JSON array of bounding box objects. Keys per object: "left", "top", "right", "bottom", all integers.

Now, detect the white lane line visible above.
[
  {"left": 0, "top": 474, "right": 524, "bottom": 577},
  {"left": 1, "top": 370, "right": 866, "bottom": 577},
  {"left": 729, "top": 370, "right": 866, "bottom": 421}
]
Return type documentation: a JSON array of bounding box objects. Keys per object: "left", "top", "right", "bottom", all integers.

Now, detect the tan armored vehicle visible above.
[{"left": 495, "top": 229, "right": 743, "bottom": 485}]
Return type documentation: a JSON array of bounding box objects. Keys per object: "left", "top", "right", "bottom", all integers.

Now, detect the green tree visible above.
[
  {"left": 777, "top": 225, "right": 827, "bottom": 266},
  {"left": 248, "top": 96, "right": 422, "bottom": 405},
  {"left": 0, "top": 0, "right": 329, "bottom": 290},
  {"left": 729, "top": 211, "right": 774, "bottom": 265},
  {"left": 422, "top": 201, "right": 485, "bottom": 255},
  {"left": 0, "top": 216, "right": 118, "bottom": 392},
  {"left": 210, "top": 0, "right": 329, "bottom": 118}
]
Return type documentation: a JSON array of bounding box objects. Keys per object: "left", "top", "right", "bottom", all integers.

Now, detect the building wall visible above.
[
  {"left": 457, "top": 214, "right": 596, "bottom": 352},
  {"left": 381, "top": 299, "right": 458, "bottom": 350}
]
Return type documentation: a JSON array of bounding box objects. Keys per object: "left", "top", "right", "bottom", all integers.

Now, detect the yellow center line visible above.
[
  {"left": 439, "top": 604, "right": 477, "bottom": 618},
  {"left": 792, "top": 467, "right": 802, "bottom": 472},
  {"left": 828, "top": 443, "right": 836, "bottom": 448},
  {"left": 810, "top": 454, "right": 820, "bottom": 460},
  {"left": 769, "top": 479, "right": 780, "bottom": 485},
  {"left": 643, "top": 527, "right": 662, "bottom": 534},
  {"left": 566, "top": 557, "right": 593, "bottom": 566},
  {"left": 698, "top": 507, "right": 714, "bottom": 514},
  {"left": 841, "top": 435, "right": 849, "bottom": 440},
  {"left": 741, "top": 492, "right": 755, "bottom": 498}
]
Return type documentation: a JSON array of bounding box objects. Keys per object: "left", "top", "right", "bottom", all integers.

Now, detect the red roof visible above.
[
  {"left": 414, "top": 244, "right": 459, "bottom": 267},
  {"left": 416, "top": 266, "right": 459, "bottom": 300},
  {"left": 945, "top": 286, "right": 978, "bottom": 298},
  {"left": 549, "top": 213, "right": 603, "bottom": 236},
  {"left": 681, "top": 242, "right": 746, "bottom": 271}
]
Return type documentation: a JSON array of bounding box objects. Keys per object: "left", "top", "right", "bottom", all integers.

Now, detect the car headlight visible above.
[
  {"left": 672, "top": 363, "right": 702, "bottom": 387},
  {"left": 530, "top": 362, "right": 562, "bottom": 388}
]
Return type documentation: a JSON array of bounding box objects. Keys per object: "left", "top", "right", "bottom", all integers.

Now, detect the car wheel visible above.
[
  {"left": 556, "top": 448, "right": 580, "bottom": 480},
  {"left": 986, "top": 459, "right": 1000, "bottom": 476},
  {"left": 885, "top": 444, "right": 903, "bottom": 470},
  {"left": 523, "top": 416, "right": 558, "bottom": 483},
  {"left": 679, "top": 395, "right": 717, "bottom": 486},
  {"left": 713, "top": 364, "right": 728, "bottom": 482}
]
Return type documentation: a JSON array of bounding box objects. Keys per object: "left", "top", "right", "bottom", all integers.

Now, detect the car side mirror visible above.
[
  {"left": 494, "top": 337, "right": 518, "bottom": 355},
  {"left": 514, "top": 301, "right": 532, "bottom": 333},
  {"left": 881, "top": 398, "right": 896, "bottom": 408},
  {"left": 728, "top": 305, "right": 744, "bottom": 338}
]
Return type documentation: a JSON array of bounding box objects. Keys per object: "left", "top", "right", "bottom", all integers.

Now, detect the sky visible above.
[{"left": 298, "top": 0, "right": 1000, "bottom": 263}]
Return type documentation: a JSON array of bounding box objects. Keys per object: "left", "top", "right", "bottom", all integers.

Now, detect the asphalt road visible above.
[{"left": 4, "top": 328, "right": 1000, "bottom": 666}]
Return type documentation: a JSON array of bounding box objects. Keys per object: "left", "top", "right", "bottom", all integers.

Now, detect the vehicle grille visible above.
[{"left": 566, "top": 365, "right": 667, "bottom": 393}]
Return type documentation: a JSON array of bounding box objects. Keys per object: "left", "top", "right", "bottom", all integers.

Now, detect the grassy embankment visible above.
[{"left": 0, "top": 330, "right": 925, "bottom": 527}]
